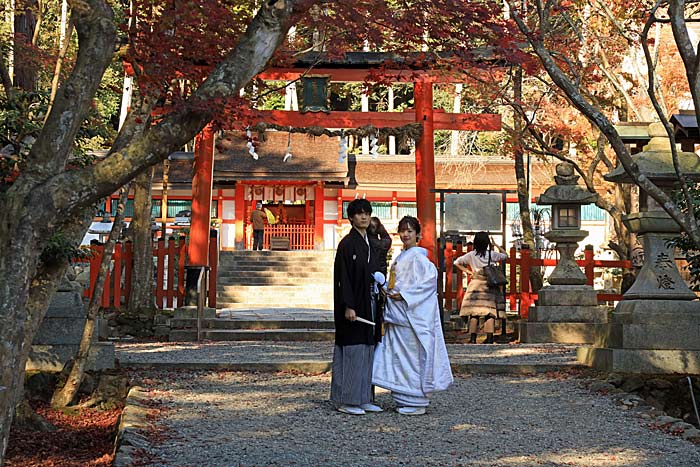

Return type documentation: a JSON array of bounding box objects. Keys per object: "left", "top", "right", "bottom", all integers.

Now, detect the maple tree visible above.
[
  {"left": 0, "top": 1, "right": 511, "bottom": 462},
  {"left": 506, "top": 0, "right": 700, "bottom": 246}
]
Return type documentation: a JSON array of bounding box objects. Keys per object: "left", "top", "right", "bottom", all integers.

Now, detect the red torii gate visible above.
[{"left": 187, "top": 69, "right": 501, "bottom": 276}]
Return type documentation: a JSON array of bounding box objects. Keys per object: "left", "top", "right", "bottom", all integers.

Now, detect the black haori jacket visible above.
[{"left": 333, "top": 228, "right": 381, "bottom": 346}]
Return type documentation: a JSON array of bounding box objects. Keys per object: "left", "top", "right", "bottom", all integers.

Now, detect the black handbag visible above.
[{"left": 484, "top": 250, "right": 507, "bottom": 287}]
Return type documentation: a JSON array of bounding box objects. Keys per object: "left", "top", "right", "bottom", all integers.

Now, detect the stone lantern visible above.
[
  {"left": 518, "top": 162, "right": 609, "bottom": 343},
  {"left": 580, "top": 122, "right": 700, "bottom": 373},
  {"left": 539, "top": 162, "right": 598, "bottom": 286}
]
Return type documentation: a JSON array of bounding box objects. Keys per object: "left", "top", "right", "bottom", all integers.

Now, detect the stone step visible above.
[
  {"left": 218, "top": 266, "right": 330, "bottom": 273},
  {"left": 218, "top": 261, "right": 331, "bottom": 269},
  {"left": 219, "top": 258, "right": 333, "bottom": 265},
  {"left": 217, "top": 279, "right": 332, "bottom": 287},
  {"left": 217, "top": 302, "right": 332, "bottom": 310},
  {"left": 217, "top": 277, "right": 333, "bottom": 287},
  {"left": 217, "top": 272, "right": 331, "bottom": 281},
  {"left": 169, "top": 328, "right": 335, "bottom": 342},
  {"left": 171, "top": 318, "right": 334, "bottom": 330},
  {"left": 216, "top": 297, "right": 333, "bottom": 306},
  {"left": 217, "top": 283, "right": 333, "bottom": 295},
  {"left": 220, "top": 251, "right": 334, "bottom": 257}
]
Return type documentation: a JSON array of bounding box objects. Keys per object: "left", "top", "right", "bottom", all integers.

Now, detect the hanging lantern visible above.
[{"left": 301, "top": 75, "right": 331, "bottom": 113}]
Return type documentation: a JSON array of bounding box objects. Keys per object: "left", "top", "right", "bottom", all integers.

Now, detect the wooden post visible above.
[
  {"left": 208, "top": 229, "right": 218, "bottom": 307},
  {"left": 584, "top": 244, "right": 595, "bottom": 286},
  {"left": 508, "top": 247, "right": 517, "bottom": 311},
  {"left": 414, "top": 80, "right": 437, "bottom": 264},
  {"left": 167, "top": 238, "right": 176, "bottom": 308},
  {"left": 314, "top": 183, "right": 324, "bottom": 250},
  {"left": 444, "top": 239, "right": 454, "bottom": 311},
  {"left": 189, "top": 124, "right": 215, "bottom": 267},
  {"left": 124, "top": 241, "right": 133, "bottom": 307},
  {"left": 234, "top": 184, "right": 246, "bottom": 249},
  {"left": 177, "top": 237, "right": 186, "bottom": 305},
  {"left": 156, "top": 238, "right": 165, "bottom": 308},
  {"left": 186, "top": 123, "right": 215, "bottom": 305},
  {"left": 112, "top": 243, "right": 122, "bottom": 308},
  {"left": 456, "top": 242, "right": 465, "bottom": 308},
  {"left": 520, "top": 245, "right": 531, "bottom": 319}
]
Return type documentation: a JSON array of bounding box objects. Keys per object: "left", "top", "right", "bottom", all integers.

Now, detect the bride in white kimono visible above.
[{"left": 372, "top": 216, "right": 453, "bottom": 415}]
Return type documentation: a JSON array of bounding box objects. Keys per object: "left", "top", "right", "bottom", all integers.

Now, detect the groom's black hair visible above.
[{"left": 347, "top": 198, "right": 372, "bottom": 217}]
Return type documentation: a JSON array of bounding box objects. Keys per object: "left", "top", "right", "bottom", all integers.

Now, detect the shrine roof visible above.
[
  {"left": 350, "top": 155, "right": 553, "bottom": 191},
  {"left": 213, "top": 131, "right": 348, "bottom": 182}
]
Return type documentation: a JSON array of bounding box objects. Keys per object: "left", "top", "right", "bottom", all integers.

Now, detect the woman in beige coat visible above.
[{"left": 454, "top": 232, "right": 508, "bottom": 344}]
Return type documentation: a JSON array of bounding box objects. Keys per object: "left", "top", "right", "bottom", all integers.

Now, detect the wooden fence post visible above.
[
  {"left": 177, "top": 237, "right": 186, "bottom": 306},
  {"left": 167, "top": 238, "right": 176, "bottom": 308},
  {"left": 584, "top": 244, "right": 595, "bottom": 286},
  {"left": 456, "top": 241, "right": 465, "bottom": 308},
  {"left": 112, "top": 243, "right": 122, "bottom": 308},
  {"left": 155, "top": 238, "right": 165, "bottom": 309},
  {"left": 520, "top": 245, "right": 531, "bottom": 319},
  {"left": 508, "top": 247, "right": 517, "bottom": 311},
  {"left": 208, "top": 229, "right": 218, "bottom": 307},
  {"left": 444, "top": 239, "right": 454, "bottom": 312},
  {"left": 124, "top": 242, "right": 133, "bottom": 307}
]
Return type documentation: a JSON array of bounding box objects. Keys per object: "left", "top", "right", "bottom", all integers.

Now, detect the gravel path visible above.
[
  {"left": 129, "top": 371, "right": 700, "bottom": 467},
  {"left": 116, "top": 341, "right": 577, "bottom": 366}
]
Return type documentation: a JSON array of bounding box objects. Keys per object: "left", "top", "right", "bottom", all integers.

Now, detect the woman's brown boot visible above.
[
  {"left": 469, "top": 333, "right": 477, "bottom": 344},
  {"left": 485, "top": 333, "right": 494, "bottom": 344}
]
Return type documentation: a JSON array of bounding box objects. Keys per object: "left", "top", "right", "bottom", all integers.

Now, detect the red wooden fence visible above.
[
  {"left": 245, "top": 224, "right": 315, "bottom": 250},
  {"left": 81, "top": 232, "right": 218, "bottom": 309},
  {"left": 443, "top": 241, "right": 631, "bottom": 319}
]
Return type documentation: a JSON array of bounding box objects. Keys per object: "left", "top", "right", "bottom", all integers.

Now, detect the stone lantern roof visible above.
[
  {"left": 536, "top": 162, "right": 598, "bottom": 205},
  {"left": 605, "top": 122, "right": 700, "bottom": 183}
]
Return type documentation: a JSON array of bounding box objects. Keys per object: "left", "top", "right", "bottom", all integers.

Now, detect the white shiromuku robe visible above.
[{"left": 372, "top": 246, "right": 453, "bottom": 400}]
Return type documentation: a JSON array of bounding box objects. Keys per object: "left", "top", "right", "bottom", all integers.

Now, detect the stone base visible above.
[
  {"left": 537, "top": 285, "right": 598, "bottom": 306},
  {"left": 579, "top": 299, "right": 700, "bottom": 374},
  {"left": 27, "top": 342, "right": 115, "bottom": 372},
  {"left": 173, "top": 306, "right": 217, "bottom": 319},
  {"left": 528, "top": 305, "right": 609, "bottom": 323},
  {"left": 516, "top": 321, "right": 609, "bottom": 344},
  {"left": 578, "top": 347, "right": 700, "bottom": 374}
]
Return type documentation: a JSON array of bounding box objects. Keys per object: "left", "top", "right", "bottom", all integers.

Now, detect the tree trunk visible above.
[
  {"left": 51, "top": 184, "right": 130, "bottom": 408},
  {"left": 13, "top": 0, "right": 38, "bottom": 91},
  {"left": 512, "top": 66, "right": 543, "bottom": 292},
  {"left": 128, "top": 169, "right": 155, "bottom": 312}
]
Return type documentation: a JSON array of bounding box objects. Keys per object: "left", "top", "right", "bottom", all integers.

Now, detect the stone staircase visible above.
[
  {"left": 216, "top": 250, "right": 335, "bottom": 310},
  {"left": 168, "top": 251, "right": 335, "bottom": 342}
]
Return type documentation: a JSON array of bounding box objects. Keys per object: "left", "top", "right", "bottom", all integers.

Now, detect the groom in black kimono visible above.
[{"left": 330, "top": 198, "right": 383, "bottom": 415}]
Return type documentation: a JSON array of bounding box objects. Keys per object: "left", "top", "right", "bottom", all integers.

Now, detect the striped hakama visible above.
[{"left": 330, "top": 344, "right": 374, "bottom": 406}]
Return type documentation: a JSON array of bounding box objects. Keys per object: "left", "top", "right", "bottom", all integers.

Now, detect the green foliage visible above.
[
  {"left": 40, "top": 232, "right": 94, "bottom": 266},
  {"left": 0, "top": 90, "right": 49, "bottom": 183},
  {"left": 669, "top": 184, "right": 700, "bottom": 290}
]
